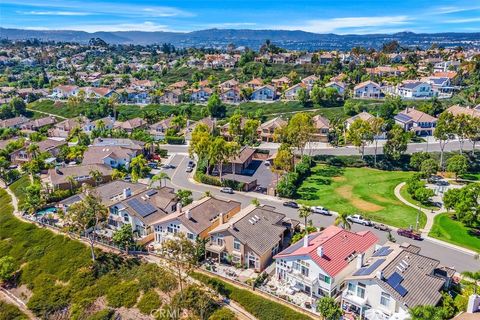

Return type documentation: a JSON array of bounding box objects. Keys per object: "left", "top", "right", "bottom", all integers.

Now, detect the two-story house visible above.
[
  {"left": 396, "top": 81, "right": 434, "bottom": 99},
  {"left": 11, "top": 139, "right": 67, "bottom": 165},
  {"left": 284, "top": 83, "right": 307, "bottom": 101},
  {"left": 311, "top": 115, "right": 330, "bottom": 143},
  {"left": 207, "top": 205, "right": 298, "bottom": 272},
  {"left": 257, "top": 117, "right": 287, "bottom": 142},
  {"left": 342, "top": 242, "right": 455, "bottom": 319},
  {"left": 354, "top": 81, "right": 382, "bottom": 99},
  {"left": 153, "top": 196, "right": 241, "bottom": 245},
  {"left": 394, "top": 108, "right": 437, "bottom": 136},
  {"left": 47, "top": 164, "right": 112, "bottom": 190},
  {"left": 113, "top": 117, "right": 147, "bottom": 134},
  {"left": 251, "top": 85, "right": 276, "bottom": 101},
  {"left": 274, "top": 225, "right": 378, "bottom": 298},
  {"left": 48, "top": 116, "right": 95, "bottom": 138}
]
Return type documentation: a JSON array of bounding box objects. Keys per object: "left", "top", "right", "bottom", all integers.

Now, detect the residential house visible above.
[
  {"left": 311, "top": 115, "right": 330, "bottom": 142},
  {"left": 220, "top": 87, "right": 241, "bottom": 104},
  {"left": 301, "top": 75, "right": 319, "bottom": 90},
  {"left": 271, "top": 76, "right": 291, "bottom": 89},
  {"left": 246, "top": 78, "right": 263, "bottom": 90},
  {"left": 131, "top": 79, "right": 155, "bottom": 91},
  {"left": 274, "top": 225, "right": 378, "bottom": 298},
  {"left": 82, "top": 145, "right": 139, "bottom": 169},
  {"left": 396, "top": 81, "right": 434, "bottom": 99},
  {"left": 48, "top": 116, "right": 95, "bottom": 138},
  {"left": 47, "top": 164, "right": 112, "bottom": 190},
  {"left": 0, "top": 116, "right": 29, "bottom": 129},
  {"left": 342, "top": 242, "right": 455, "bottom": 319},
  {"left": 423, "top": 77, "right": 454, "bottom": 95},
  {"left": 434, "top": 61, "right": 460, "bottom": 73},
  {"left": 325, "top": 81, "right": 346, "bottom": 95},
  {"left": 207, "top": 205, "right": 298, "bottom": 271},
  {"left": 153, "top": 196, "right": 241, "bottom": 244},
  {"left": 168, "top": 80, "right": 188, "bottom": 91},
  {"left": 344, "top": 112, "right": 374, "bottom": 131},
  {"left": 52, "top": 85, "right": 79, "bottom": 99},
  {"left": 149, "top": 116, "right": 175, "bottom": 141},
  {"left": 108, "top": 187, "right": 178, "bottom": 239},
  {"left": 84, "top": 87, "right": 116, "bottom": 99},
  {"left": 114, "top": 117, "right": 147, "bottom": 133},
  {"left": 218, "top": 79, "right": 239, "bottom": 91},
  {"left": 11, "top": 139, "right": 67, "bottom": 165},
  {"left": 354, "top": 81, "right": 382, "bottom": 99},
  {"left": 284, "top": 83, "right": 307, "bottom": 100},
  {"left": 190, "top": 87, "right": 213, "bottom": 103},
  {"left": 446, "top": 104, "right": 480, "bottom": 119},
  {"left": 319, "top": 53, "right": 335, "bottom": 65},
  {"left": 251, "top": 85, "right": 276, "bottom": 101},
  {"left": 257, "top": 117, "right": 287, "bottom": 142},
  {"left": 394, "top": 108, "right": 437, "bottom": 136},
  {"left": 92, "top": 137, "right": 146, "bottom": 153},
  {"left": 219, "top": 117, "right": 246, "bottom": 141},
  {"left": 20, "top": 116, "right": 57, "bottom": 131},
  {"left": 159, "top": 89, "right": 182, "bottom": 105},
  {"left": 118, "top": 88, "right": 150, "bottom": 104},
  {"left": 296, "top": 53, "right": 313, "bottom": 65},
  {"left": 220, "top": 146, "right": 255, "bottom": 175}
]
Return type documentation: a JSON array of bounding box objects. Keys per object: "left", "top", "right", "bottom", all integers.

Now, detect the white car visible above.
[
  {"left": 220, "top": 187, "right": 234, "bottom": 194},
  {"left": 347, "top": 214, "right": 372, "bottom": 226},
  {"left": 311, "top": 206, "right": 331, "bottom": 215}
]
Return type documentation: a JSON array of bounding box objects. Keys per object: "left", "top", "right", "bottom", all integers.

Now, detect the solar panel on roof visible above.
[
  {"left": 387, "top": 272, "right": 403, "bottom": 288},
  {"left": 353, "top": 259, "right": 386, "bottom": 276},
  {"left": 394, "top": 113, "right": 412, "bottom": 123},
  {"left": 146, "top": 189, "right": 157, "bottom": 197},
  {"left": 373, "top": 246, "right": 393, "bottom": 257},
  {"left": 396, "top": 285, "right": 408, "bottom": 297},
  {"left": 126, "top": 198, "right": 156, "bottom": 217}
]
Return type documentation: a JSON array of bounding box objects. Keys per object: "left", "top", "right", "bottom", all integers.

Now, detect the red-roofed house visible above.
[{"left": 274, "top": 225, "right": 378, "bottom": 298}]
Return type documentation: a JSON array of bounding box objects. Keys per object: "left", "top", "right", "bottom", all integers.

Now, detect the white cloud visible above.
[
  {"left": 20, "top": 10, "right": 91, "bottom": 16},
  {"left": 431, "top": 5, "right": 480, "bottom": 14},
  {"left": 53, "top": 21, "right": 172, "bottom": 32},
  {"left": 445, "top": 17, "right": 480, "bottom": 23},
  {"left": 272, "top": 16, "right": 411, "bottom": 34}
]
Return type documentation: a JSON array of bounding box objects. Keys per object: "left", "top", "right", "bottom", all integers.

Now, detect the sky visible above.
[{"left": 1, "top": 0, "right": 480, "bottom": 34}]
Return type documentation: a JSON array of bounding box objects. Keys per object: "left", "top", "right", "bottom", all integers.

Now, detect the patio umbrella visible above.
[{"left": 364, "top": 309, "right": 389, "bottom": 320}]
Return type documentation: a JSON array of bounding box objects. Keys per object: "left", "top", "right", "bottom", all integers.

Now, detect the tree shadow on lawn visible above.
[
  {"left": 308, "top": 177, "right": 333, "bottom": 185},
  {"left": 297, "top": 186, "right": 320, "bottom": 200},
  {"left": 313, "top": 165, "right": 345, "bottom": 178}
]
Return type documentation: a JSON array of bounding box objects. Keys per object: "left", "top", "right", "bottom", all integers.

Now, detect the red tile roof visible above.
[{"left": 275, "top": 225, "right": 378, "bottom": 276}]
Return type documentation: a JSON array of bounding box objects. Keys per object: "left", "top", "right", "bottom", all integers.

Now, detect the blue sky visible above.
[{"left": 1, "top": 0, "right": 480, "bottom": 34}]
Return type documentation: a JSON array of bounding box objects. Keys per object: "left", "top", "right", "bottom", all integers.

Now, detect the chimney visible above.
[
  {"left": 317, "top": 246, "right": 323, "bottom": 257},
  {"left": 376, "top": 270, "right": 384, "bottom": 280},
  {"left": 219, "top": 212, "right": 225, "bottom": 225},
  {"left": 185, "top": 209, "right": 191, "bottom": 220},
  {"left": 176, "top": 202, "right": 182, "bottom": 213},
  {"left": 303, "top": 234, "right": 309, "bottom": 247},
  {"left": 356, "top": 253, "right": 364, "bottom": 269},
  {"left": 123, "top": 187, "right": 131, "bottom": 198}
]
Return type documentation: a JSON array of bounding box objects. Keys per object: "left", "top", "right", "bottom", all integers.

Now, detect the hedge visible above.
[
  {"left": 166, "top": 135, "right": 185, "bottom": 145},
  {"left": 191, "top": 272, "right": 313, "bottom": 320}
]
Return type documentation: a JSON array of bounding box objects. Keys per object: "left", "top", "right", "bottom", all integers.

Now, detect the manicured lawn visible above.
[
  {"left": 399, "top": 183, "right": 440, "bottom": 211},
  {"left": 460, "top": 172, "right": 480, "bottom": 181},
  {"left": 297, "top": 165, "right": 426, "bottom": 228},
  {"left": 429, "top": 213, "right": 480, "bottom": 253}
]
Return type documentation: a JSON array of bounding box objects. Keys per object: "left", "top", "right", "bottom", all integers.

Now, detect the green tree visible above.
[
  {"left": 150, "top": 172, "right": 170, "bottom": 188},
  {"left": 346, "top": 118, "right": 373, "bottom": 159},
  {"left": 285, "top": 113, "right": 314, "bottom": 157},
  {"left": 461, "top": 270, "right": 480, "bottom": 294},
  {"left": 64, "top": 187, "right": 109, "bottom": 261},
  {"left": 316, "top": 297, "right": 342, "bottom": 320},
  {"left": 310, "top": 85, "right": 324, "bottom": 105},
  {"left": 189, "top": 123, "right": 212, "bottom": 162},
  {"left": 112, "top": 224, "right": 135, "bottom": 254},
  {"left": 130, "top": 154, "right": 150, "bottom": 182},
  {"left": 297, "top": 87, "right": 308, "bottom": 106},
  {"left": 22, "top": 183, "right": 45, "bottom": 215},
  {"left": 0, "top": 256, "right": 15, "bottom": 283},
  {"left": 89, "top": 169, "right": 103, "bottom": 187},
  {"left": 409, "top": 305, "right": 447, "bottom": 320},
  {"left": 420, "top": 159, "right": 438, "bottom": 178},
  {"left": 298, "top": 206, "right": 311, "bottom": 229},
  {"left": 207, "top": 93, "right": 226, "bottom": 118},
  {"left": 446, "top": 154, "right": 468, "bottom": 181},
  {"left": 334, "top": 212, "right": 351, "bottom": 230},
  {"left": 434, "top": 112, "right": 455, "bottom": 171},
  {"left": 410, "top": 152, "right": 432, "bottom": 171},
  {"left": 177, "top": 189, "right": 193, "bottom": 206},
  {"left": 383, "top": 125, "right": 410, "bottom": 161},
  {"left": 414, "top": 187, "right": 435, "bottom": 205},
  {"left": 369, "top": 117, "right": 385, "bottom": 166},
  {"left": 243, "top": 118, "right": 260, "bottom": 145}
]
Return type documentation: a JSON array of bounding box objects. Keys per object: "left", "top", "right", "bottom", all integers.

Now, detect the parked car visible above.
[
  {"left": 311, "top": 206, "right": 331, "bottom": 215},
  {"left": 255, "top": 186, "right": 267, "bottom": 194},
  {"left": 147, "top": 162, "right": 158, "bottom": 169},
  {"left": 186, "top": 166, "right": 193, "bottom": 173},
  {"left": 283, "top": 201, "right": 299, "bottom": 209},
  {"left": 220, "top": 187, "right": 234, "bottom": 194},
  {"left": 162, "top": 164, "right": 176, "bottom": 169},
  {"left": 264, "top": 161, "right": 271, "bottom": 166},
  {"left": 347, "top": 214, "right": 372, "bottom": 226},
  {"left": 397, "top": 228, "right": 422, "bottom": 240},
  {"left": 188, "top": 160, "right": 196, "bottom": 168},
  {"left": 373, "top": 223, "right": 390, "bottom": 231}
]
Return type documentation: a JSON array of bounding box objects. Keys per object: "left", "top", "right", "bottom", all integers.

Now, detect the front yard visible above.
[
  {"left": 297, "top": 165, "right": 426, "bottom": 229},
  {"left": 429, "top": 213, "right": 480, "bottom": 253}
]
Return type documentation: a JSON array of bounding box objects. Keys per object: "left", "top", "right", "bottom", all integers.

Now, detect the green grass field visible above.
[
  {"left": 429, "top": 213, "right": 480, "bottom": 253},
  {"left": 399, "top": 183, "right": 440, "bottom": 211},
  {"left": 297, "top": 165, "right": 426, "bottom": 228},
  {"left": 9, "top": 175, "right": 30, "bottom": 208}
]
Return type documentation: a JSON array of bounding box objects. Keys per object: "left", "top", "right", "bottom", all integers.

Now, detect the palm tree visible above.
[
  {"left": 204, "top": 191, "right": 212, "bottom": 197},
  {"left": 461, "top": 270, "right": 480, "bottom": 294},
  {"left": 130, "top": 154, "right": 148, "bottom": 182},
  {"left": 66, "top": 175, "right": 77, "bottom": 192},
  {"left": 298, "top": 206, "right": 312, "bottom": 230},
  {"left": 27, "top": 143, "right": 40, "bottom": 160},
  {"left": 334, "top": 212, "right": 351, "bottom": 230},
  {"left": 150, "top": 172, "right": 170, "bottom": 188},
  {"left": 89, "top": 169, "right": 102, "bottom": 187}
]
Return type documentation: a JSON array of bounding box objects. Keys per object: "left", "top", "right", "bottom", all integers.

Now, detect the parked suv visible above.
[{"left": 311, "top": 206, "right": 331, "bottom": 215}]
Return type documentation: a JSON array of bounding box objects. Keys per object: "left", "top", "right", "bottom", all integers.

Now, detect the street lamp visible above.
[{"left": 416, "top": 208, "right": 420, "bottom": 231}]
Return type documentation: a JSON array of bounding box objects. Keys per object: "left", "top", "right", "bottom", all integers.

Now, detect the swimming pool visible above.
[{"left": 36, "top": 207, "right": 57, "bottom": 216}]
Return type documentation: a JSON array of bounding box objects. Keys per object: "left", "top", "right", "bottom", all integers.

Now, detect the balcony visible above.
[{"left": 206, "top": 242, "right": 225, "bottom": 253}]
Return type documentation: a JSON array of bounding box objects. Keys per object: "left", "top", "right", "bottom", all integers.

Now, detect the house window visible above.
[
  {"left": 187, "top": 232, "right": 195, "bottom": 240},
  {"left": 319, "top": 274, "right": 331, "bottom": 284},
  {"left": 380, "top": 292, "right": 390, "bottom": 307},
  {"left": 347, "top": 282, "right": 356, "bottom": 293},
  {"left": 357, "top": 283, "right": 366, "bottom": 299},
  {"left": 233, "top": 239, "right": 241, "bottom": 251}
]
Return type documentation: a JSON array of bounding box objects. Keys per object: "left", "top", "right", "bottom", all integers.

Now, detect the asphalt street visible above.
[{"left": 159, "top": 154, "right": 480, "bottom": 272}]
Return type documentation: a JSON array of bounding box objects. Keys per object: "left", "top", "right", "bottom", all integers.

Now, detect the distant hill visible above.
[{"left": 1, "top": 27, "right": 479, "bottom": 50}]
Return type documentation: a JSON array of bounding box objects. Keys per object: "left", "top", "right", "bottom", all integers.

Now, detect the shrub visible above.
[
  {"left": 208, "top": 307, "right": 236, "bottom": 320},
  {"left": 191, "top": 272, "right": 312, "bottom": 320},
  {"left": 222, "top": 179, "right": 245, "bottom": 191},
  {"left": 106, "top": 281, "right": 141, "bottom": 308},
  {"left": 0, "top": 301, "right": 28, "bottom": 320},
  {"left": 137, "top": 290, "right": 162, "bottom": 315},
  {"left": 166, "top": 136, "right": 185, "bottom": 145},
  {"left": 86, "top": 309, "right": 115, "bottom": 320}
]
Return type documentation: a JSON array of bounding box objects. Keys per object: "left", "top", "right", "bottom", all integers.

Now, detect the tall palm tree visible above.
[
  {"left": 298, "top": 206, "right": 312, "bottom": 230},
  {"left": 461, "top": 270, "right": 480, "bottom": 294},
  {"left": 150, "top": 172, "right": 170, "bottom": 188},
  {"left": 334, "top": 212, "right": 351, "bottom": 230},
  {"left": 66, "top": 175, "right": 77, "bottom": 192},
  {"left": 89, "top": 169, "right": 102, "bottom": 187},
  {"left": 27, "top": 143, "right": 40, "bottom": 160}
]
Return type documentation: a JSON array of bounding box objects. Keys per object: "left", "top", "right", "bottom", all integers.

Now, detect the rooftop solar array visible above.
[
  {"left": 353, "top": 259, "right": 386, "bottom": 276},
  {"left": 373, "top": 246, "right": 393, "bottom": 257},
  {"left": 387, "top": 272, "right": 408, "bottom": 297},
  {"left": 146, "top": 189, "right": 157, "bottom": 197},
  {"left": 394, "top": 113, "right": 412, "bottom": 123},
  {"left": 126, "top": 198, "right": 156, "bottom": 217}
]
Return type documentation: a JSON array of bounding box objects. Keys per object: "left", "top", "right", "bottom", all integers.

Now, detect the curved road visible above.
[{"left": 159, "top": 153, "right": 479, "bottom": 272}]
